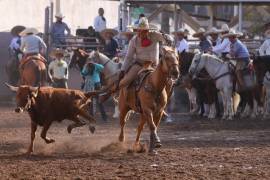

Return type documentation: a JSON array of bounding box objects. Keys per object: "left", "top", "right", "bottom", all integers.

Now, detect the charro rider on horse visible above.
[
  {"left": 100, "top": 17, "right": 173, "bottom": 100},
  {"left": 223, "top": 29, "right": 250, "bottom": 89},
  {"left": 19, "top": 28, "right": 47, "bottom": 70}
]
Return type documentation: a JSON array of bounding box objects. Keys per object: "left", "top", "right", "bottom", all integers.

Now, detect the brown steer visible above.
[{"left": 5, "top": 83, "right": 97, "bottom": 155}]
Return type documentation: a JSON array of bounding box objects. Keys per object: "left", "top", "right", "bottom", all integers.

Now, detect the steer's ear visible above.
[{"left": 4, "top": 83, "right": 18, "bottom": 92}]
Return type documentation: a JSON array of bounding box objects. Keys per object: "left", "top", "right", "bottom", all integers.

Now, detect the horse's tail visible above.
[{"left": 232, "top": 92, "right": 241, "bottom": 113}]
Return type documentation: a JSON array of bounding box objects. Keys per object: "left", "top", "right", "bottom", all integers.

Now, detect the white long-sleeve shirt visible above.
[
  {"left": 20, "top": 35, "right": 47, "bottom": 54},
  {"left": 94, "top": 16, "right": 106, "bottom": 32},
  {"left": 176, "top": 39, "right": 189, "bottom": 53},
  {"left": 48, "top": 60, "right": 68, "bottom": 80},
  {"left": 259, "top": 38, "right": 270, "bottom": 56},
  {"left": 212, "top": 37, "right": 230, "bottom": 54}
]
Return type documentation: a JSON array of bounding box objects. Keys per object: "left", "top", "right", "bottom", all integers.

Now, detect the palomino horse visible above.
[
  {"left": 118, "top": 46, "right": 179, "bottom": 154},
  {"left": 20, "top": 55, "right": 47, "bottom": 86},
  {"left": 189, "top": 53, "right": 240, "bottom": 120}
]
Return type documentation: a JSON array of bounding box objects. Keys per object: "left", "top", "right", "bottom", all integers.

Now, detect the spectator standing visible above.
[{"left": 48, "top": 48, "right": 69, "bottom": 88}]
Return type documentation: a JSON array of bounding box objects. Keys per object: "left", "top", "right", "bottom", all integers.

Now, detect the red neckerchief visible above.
[{"left": 141, "top": 38, "right": 152, "bottom": 47}]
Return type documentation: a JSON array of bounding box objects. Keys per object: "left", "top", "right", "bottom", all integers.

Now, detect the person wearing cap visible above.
[
  {"left": 81, "top": 62, "right": 107, "bottom": 121},
  {"left": 99, "top": 17, "right": 169, "bottom": 101},
  {"left": 94, "top": 8, "right": 107, "bottom": 32},
  {"left": 206, "top": 27, "right": 221, "bottom": 47},
  {"left": 118, "top": 28, "right": 136, "bottom": 58},
  {"left": 101, "top": 28, "right": 119, "bottom": 59},
  {"left": 193, "top": 28, "right": 212, "bottom": 53},
  {"left": 259, "top": 29, "right": 270, "bottom": 56},
  {"left": 224, "top": 29, "right": 249, "bottom": 89},
  {"left": 48, "top": 48, "right": 69, "bottom": 88},
  {"left": 212, "top": 24, "right": 231, "bottom": 59},
  {"left": 20, "top": 27, "right": 47, "bottom": 61},
  {"left": 173, "top": 28, "right": 189, "bottom": 54},
  {"left": 50, "top": 13, "right": 71, "bottom": 46}
]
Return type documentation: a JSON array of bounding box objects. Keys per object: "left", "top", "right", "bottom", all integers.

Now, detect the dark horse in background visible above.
[
  {"left": 5, "top": 51, "right": 20, "bottom": 86},
  {"left": 178, "top": 51, "right": 221, "bottom": 118}
]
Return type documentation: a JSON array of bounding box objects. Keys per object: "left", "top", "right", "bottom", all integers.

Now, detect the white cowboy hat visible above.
[
  {"left": 132, "top": 17, "right": 156, "bottom": 30},
  {"left": 120, "top": 28, "right": 135, "bottom": 36},
  {"left": 172, "top": 28, "right": 187, "bottom": 36},
  {"left": 222, "top": 29, "right": 243, "bottom": 38},
  {"left": 49, "top": 48, "right": 65, "bottom": 58},
  {"left": 100, "top": 28, "right": 118, "bottom": 37},
  {"left": 192, "top": 28, "right": 206, "bottom": 37},
  {"left": 205, "top": 27, "right": 220, "bottom": 35},
  {"left": 55, "top": 12, "right": 65, "bottom": 19},
  {"left": 19, "top": 27, "right": 38, "bottom": 36},
  {"left": 219, "top": 24, "right": 230, "bottom": 33}
]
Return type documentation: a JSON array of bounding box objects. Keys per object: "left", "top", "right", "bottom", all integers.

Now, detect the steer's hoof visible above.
[
  {"left": 148, "top": 149, "right": 158, "bottom": 156},
  {"left": 89, "top": 126, "right": 95, "bottom": 134}
]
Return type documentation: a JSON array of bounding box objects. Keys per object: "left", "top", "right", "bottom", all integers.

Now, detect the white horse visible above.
[
  {"left": 189, "top": 53, "right": 240, "bottom": 120},
  {"left": 88, "top": 51, "right": 122, "bottom": 118}
]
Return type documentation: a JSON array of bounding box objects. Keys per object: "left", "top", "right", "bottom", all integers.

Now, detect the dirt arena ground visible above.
[{"left": 1, "top": 105, "right": 270, "bottom": 180}]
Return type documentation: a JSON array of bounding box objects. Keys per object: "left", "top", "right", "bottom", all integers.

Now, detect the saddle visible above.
[
  {"left": 20, "top": 54, "right": 47, "bottom": 70},
  {"left": 127, "top": 68, "right": 154, "bottom": 112}
]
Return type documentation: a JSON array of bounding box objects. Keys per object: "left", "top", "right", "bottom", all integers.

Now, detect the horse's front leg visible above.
[
  {"left": 225, "top": 88, "right": 234, "bottom": 120},
  {"left": 133, "top": 116, "right": 147, "bottom": 153},
  {"left": 220, "top": 91, "right": 227, "bottom": 120},
  {"left": 143, "top": 109, "right": 160, "bottom": 153}
]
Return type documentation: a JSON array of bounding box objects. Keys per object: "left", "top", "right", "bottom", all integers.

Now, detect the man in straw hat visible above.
[
  {"left": 205, "top": 27, "right": 221, "bottom": 47},
  {"left": 211, "top": 24, "right": 231, "bottom": 59},
  {"left": 172, "top": 28, "right": 189, "bottom": 54},
  {"left": 193, "top": 28, "right": 212, "bottom": 53},
  {"left": 99, "top": 17, "right": 171, "bottom": 101},
  {"left": 51, "top": 12, "right": 71, "bottom": 46},
  {"left": 223, "top": 29, "right": 249, "bottom": 89},
  {"left": 101, "top": 28, "right": 119, "bottom": 59},
  {"left": 48, "top": 48, "right": 69, "bottom": 88},
  {"left": 259, "top": 28, "right": 270, "bottom": 56},
  {"left": 19, "top": 27, "right": 47, "bottom": 66}
]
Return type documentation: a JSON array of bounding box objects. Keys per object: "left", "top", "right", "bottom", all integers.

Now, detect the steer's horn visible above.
[{"left": 4, "top": 83, "right": 18, "bottom": 92}]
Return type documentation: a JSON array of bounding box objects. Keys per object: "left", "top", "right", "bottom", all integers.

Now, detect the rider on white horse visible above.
[{"left": 222, "top": 29, "right": 250, "bottom": 89}]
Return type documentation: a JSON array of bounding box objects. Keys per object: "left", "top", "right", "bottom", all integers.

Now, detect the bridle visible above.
[
  {"left": 189, "top": 53, "right": 203, "bottom": 77},
  {"left": 161, "top": 50, "right": 179, "bottom": 80}
]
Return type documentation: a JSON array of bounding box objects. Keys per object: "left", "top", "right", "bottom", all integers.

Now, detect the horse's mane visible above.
[{"left": 202, "top": 53, "right": 224, "bottom": 63}]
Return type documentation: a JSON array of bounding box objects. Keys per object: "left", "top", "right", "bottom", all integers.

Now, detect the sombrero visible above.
[
  {"left": 55, "top": 12, "right": 65, "bottom": 19},
  {"left": 10, "top": 25, "right": 25, "bottom": 36},
  {"left": 222, "top": 29, "right": 243, "bottom": 38},
  {"left": 120, "top": 28, "right": 135, "bottom": 36},
  {"left": 19, "top": 27, "right": 38, "bottom": 37},
  {"left": 219, "top": 24, "right": 230, "bottom": 33},
  {"left": 205, "top": 27, "right": 220, "bottom": 35},
  {"left": 132, "top": 17, "right": 156, "bottom": 30},
  {"left": 172, "top": 28, "right": 187, "bottom": 36},
  {"left": 192, "top": 28, "right": 206, "bottom": 38},
  {"left": 49, "top": 48, "right": 65, "bottom": 58},
  {"left": 100, "top": 28, "right": 118, "bottom": 37}
]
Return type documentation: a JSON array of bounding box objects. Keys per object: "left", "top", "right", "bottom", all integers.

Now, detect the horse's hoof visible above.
[
  {"left": 119, "top": 134, "right": 125, "bottom": 142},
  {"left": 45, "top": 138, "right": 55, "bottom": 144},
  {"left": 133, "top": 143, "right": 146, "bottom": 153},
  {"left": 148, "top": 149, "right": 158, "bottom": 156},
  {"left": 155, "top": 142, "right": 162, "bottom": 148},
  {"left": 67, "top": 126, "right": 72, "bottom": 134},
  {"left": 89, "top": 126, "right": 95, "bottom": 134}
]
